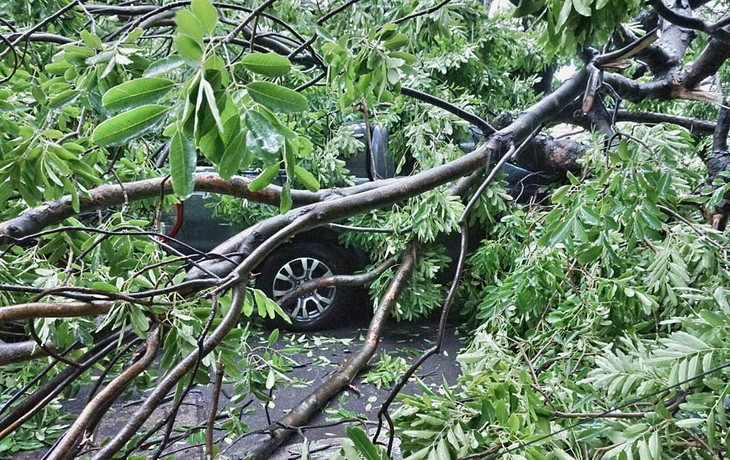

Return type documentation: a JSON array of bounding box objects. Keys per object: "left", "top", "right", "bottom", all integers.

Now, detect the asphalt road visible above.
[{"left": 18, "top": 317, "right": 465, "bottom": 460}]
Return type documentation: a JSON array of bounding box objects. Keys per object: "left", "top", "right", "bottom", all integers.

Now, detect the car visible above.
[{"left": 162, "top": 125, "right": 541, "bottom": 330}]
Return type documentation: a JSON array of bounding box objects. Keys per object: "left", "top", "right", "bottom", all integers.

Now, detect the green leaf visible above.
[
  {"left": 191, "top": 0, "right": 218, "bottom": 33},
  {"left": 618, "top": 138, "right": 630, "bottom": 161},
  {"left": 253, "top": 289, "right": 268, "bottom": 318},
  {"left": 80, "top": 30, "right": 102, "bottom": 48},
  {"left": 243, "top": 291, "right": 254, "bottom": 317},
  {"left": 515, "top": 0, "right": 545, "bottom": 17},
  {"left": 699, "top": 310, "right": 724, "bottom": 327},
  {"left": 245, "top": 110, "right": 285, "bottom": 158},
  {"left": 175, "top": 9, "right": 204, "bottom": 44},
  {"left": 197, "top": 127, "right": 224, "bottom": 164},
  {"left": 201, "top": 78, "right": 224, "bottom": 132},
  {"left": 248, "top": 163, "right": 280, "bottom": 191},
  {"left": 265, "top": 368, "right": 276, "bottom": 389},
  {"left": 241, "top": 53, "right": 292, "bottom": 77},
  {"left": 675, "top": 418, "right": 704, "bottom": 428},
  {"left": 648, "top": 431, "right": 661, "bottom": 460},
  {"left": 218, "top": 130, "right": 249, "bottom": 179},
  {"left": 294, "top": 166, "right": 320, "bottom": 192},
  {"left": 384, "top": 33, "right": 408, "bottom": 50},
  {"left": 92, "top": 104, "right": 168, "bottom": 147},
  {"left": 346, "top": 427, "right": 383, "bottom": 460},
  {"left": 102, "top": 77, "right": 175, "bottom": 112},
  {"left": 129, "top": 306, "right": 150, "bottom": 336},
  {"left": 556, "top": 0, "right": 573, "bottom": 29},
  {"left": 169, "top": 131, "right": 197, "bottom": 199},
  {"left": 280, "top": 182, "right": 292, "bottom": 213},
  {"left": 49, "top": 89, "right": 79, "bottom": 109},
  {"left": 572, "top": 0, "right": 591, "bottom": 17},
  {"left": 552, "top": 184, "right": 571, "bottom": 203},
  {"left": 267, "top": 328, "right": 279, "bottom": 347},
  {"left": 144, "top": 56, "right": 185, "bottom": 77},
  {"left": 247, "top": 81, "right": 308, "bottom": 113},
  {"left": 175, "top": 35, "right": 203, "bottom": 66}
]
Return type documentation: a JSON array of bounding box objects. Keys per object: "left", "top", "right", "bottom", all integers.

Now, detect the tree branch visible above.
[
  {"left": 649, "top": 0, "right": 730, "bottom": 43},
  {"left": 400, "top": 86, "right": 495, "bottom": 135},
  {"left": 46, "top": 327, "right": 161, "bottom": 460},
  {"left": 206, "top": 361, "right": 224, "bottom": 460},
  {"left": 0, "top": 301, "right": 115, "bottom": 322},
  {"left": 615, "top": 109, "right": 715, "bottom": 134},
  {"left": 88, "top": 284, "right": 246, "bottom": 459},
  {"left": 681, "top": 37, "right": 730, "bottom": 89},
  {"left": 0, "top": 172, "right": 318, "bottom": 244},
  {"left": 0, "top": 32, "right": 73, "bottom": 44},
  {"left": 246, "top": 245, "right": 416, "bottom": 460},
  {"left": 0, "top": 340, "right": 46, "bottom": 366}
]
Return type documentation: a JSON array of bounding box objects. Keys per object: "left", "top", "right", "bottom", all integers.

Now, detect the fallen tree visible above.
[{"left": 1, "top": 0, "right": 730, "bottom": 459}]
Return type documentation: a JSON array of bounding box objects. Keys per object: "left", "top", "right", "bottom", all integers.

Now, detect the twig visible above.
[
  {"left": 552, "top": 410, "right": 648, "bottom": 419},
  {"left": 224, "top": 0, "right": 277, "bottom": 43},
  {"left": 287, "top": 0, "right": 361, "bottom": 60},
  {"left": 0, "top": 0, "right": 79, "bottom": 59},
  {"left": 658, "top": 205, "right": 727, "bottom": 253},
  {"left": 394, "top": 0, "right": 452, "bottom": 25},
  {"left": 206, "top": 361, "right": 225, "bottom": 460},
  {"left": 676, "top": 425, "right": 722, "bottom": 460}
]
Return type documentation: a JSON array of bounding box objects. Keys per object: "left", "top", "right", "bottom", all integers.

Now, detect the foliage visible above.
[
  {"left": 1, "top": 0, "right": 730, "bottom": 457},
  {"left": 363, "top": 352, "right": 411, "bottom": 389},
  {"left": 394, "top": 126, "right": 730, "bottom": 459}
]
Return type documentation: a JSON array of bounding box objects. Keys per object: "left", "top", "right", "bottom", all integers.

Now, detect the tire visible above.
[{"left": 256, "top": 242, "right": 352, "bottom": 331}]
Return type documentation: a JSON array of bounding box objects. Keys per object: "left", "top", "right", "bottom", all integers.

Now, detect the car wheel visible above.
[{"left": 256, "top": 242, "right": 351, "bottom": 331}]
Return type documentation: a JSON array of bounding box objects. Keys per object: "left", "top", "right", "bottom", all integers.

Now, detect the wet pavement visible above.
[{"left": 18, "top": 318, "right": 465, "bottom": 459}]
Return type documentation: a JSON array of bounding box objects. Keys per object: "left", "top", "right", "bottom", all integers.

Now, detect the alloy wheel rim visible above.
[{"left": 271, "top": 256, "right": 336, "bottom": 322}]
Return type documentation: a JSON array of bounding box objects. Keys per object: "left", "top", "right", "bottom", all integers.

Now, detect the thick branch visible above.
[
  {"left": 514, "top": 135, "right": 586, "bottom": 176},
  {"left": 649, "top": 0, "right": 730, "bottom": 43},
  {"left": 713, "top": 103, "right": 730, "bottom": 152},
  {"left": 0, "top": 301, "right": 114, "bottom": 322},
  {"left": 615, "top": 110, "right": 715, "bottom": 134},
  {"left": 0, "top": 341, "right": 46, "bottom": 366},
  {"left": 706, "top": 102, "right": 730, "bottom": 217},
  {"left": 602, "top": 73, "right": 673, "bottom": 102},
  {"left": 681, "top": 37, "right": 730, "bottom": 89},
  {"left": 247, "top": 246, "right": 416, "bottom": 460},
  {"left": 0, "top": 173, "right": 318, "bottom": 244},
  {"left": 0, "top": 32, "right": 73, "bottom": 44},
  {"left": 47, "top": 327, "right": 161, "bottom": 460}
]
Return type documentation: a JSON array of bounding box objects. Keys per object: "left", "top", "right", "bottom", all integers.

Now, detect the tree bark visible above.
[
  {"left": 0, "top": 173, "right": 319, "bottom": 244},
  {"left": 246, "top": 245, "right": 416, "bottom": 459},
  {"left": 0, "top": 341, "right": 46, "bottom": 366},
  {"left": 0, "top": 301, "right": 114, "bottom": 322}
]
